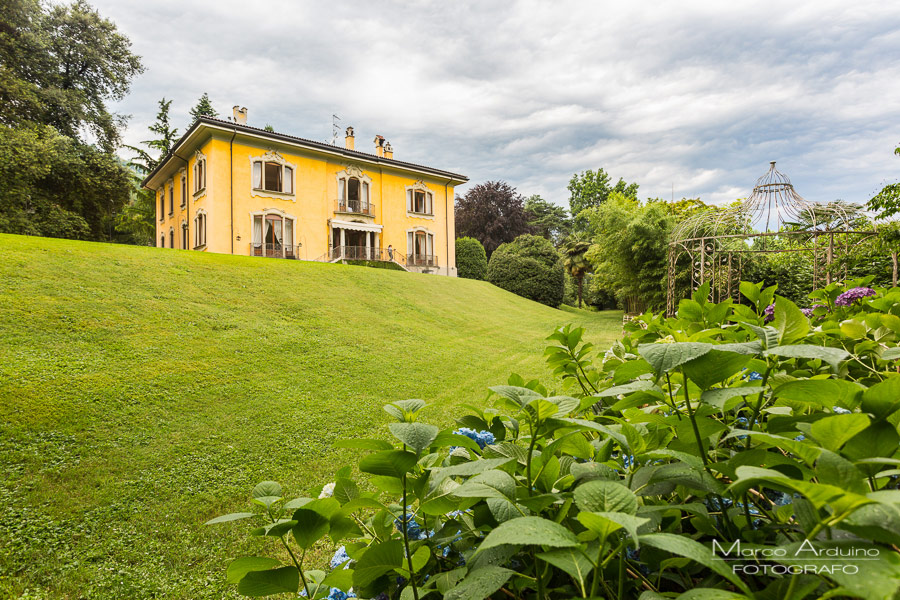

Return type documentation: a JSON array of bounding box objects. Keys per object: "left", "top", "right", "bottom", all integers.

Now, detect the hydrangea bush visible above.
[{"left": 209, "top": 279, "right": 900, "bottom": 599}]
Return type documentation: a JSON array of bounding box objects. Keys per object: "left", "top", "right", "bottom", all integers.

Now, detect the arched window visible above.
[
  {"left": 169, "top": 228, "right": 175, "bottom": 249},
  {"left": 194, "top": 209, "right": 207, "bottom": 248},
  {"left": 406, "top": 183, "right": 434, "bottom": 216},
  {"left": 181, "top": 220, "right": 188, "bottom": 249},
  {"left": 407, "top": 228, "right": 436, "bottom": 266},
  {"left": 193, "top": 151, "right": 207, "bottom": 194},
  {"left": 159, "top": 191, "right": 165, "bottom": 221},
  {"left": 160, "top": 234, "right": 165, "bottom": 248},
  {"left": 336, "top": 168, "right": 372, "bottom": 215},
  {"left": 251, "top": 211, "right": 295, "bottom": 258}
]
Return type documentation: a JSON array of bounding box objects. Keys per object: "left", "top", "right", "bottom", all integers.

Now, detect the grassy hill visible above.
[{"left": 0, "top": 234, "right": 621, "bottom": 599}]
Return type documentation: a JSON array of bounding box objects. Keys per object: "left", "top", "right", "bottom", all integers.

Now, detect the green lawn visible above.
[{"left": 0, "top": 234, "right": 621, "bottom": 599}]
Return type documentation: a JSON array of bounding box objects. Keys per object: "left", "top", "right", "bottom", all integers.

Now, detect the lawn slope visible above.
[{"left": 0, "top": 234, "right": 621, "bottom": 599}]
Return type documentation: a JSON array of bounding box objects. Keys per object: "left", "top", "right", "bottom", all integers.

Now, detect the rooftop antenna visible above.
[{"left": 331, "top": 113, "right": 341, "bottom": 145}]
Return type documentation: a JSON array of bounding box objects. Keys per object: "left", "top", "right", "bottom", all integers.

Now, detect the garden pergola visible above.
[{"left": 665, "top": 162, "right": 876, "bottom": 315}]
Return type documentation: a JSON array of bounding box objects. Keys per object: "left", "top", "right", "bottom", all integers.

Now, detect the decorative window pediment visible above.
[
  {"left": 250, "top": 150, "right": 296, "bottom": 200},
  {"left": 193, "top": 150, "right": 207, "bottom": 196},
  {"left": 405, "top": 180, "right": 434, "bottom": 217}
]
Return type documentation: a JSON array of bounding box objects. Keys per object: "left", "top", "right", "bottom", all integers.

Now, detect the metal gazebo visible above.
[{"left": 665, "top": 162, "right": 876, "bottom": 315}]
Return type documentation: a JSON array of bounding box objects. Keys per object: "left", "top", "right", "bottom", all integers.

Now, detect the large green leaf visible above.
[
  {"left": 573, "top": 480, "right": 638, "bottom": 515},
  {"left": 595, "top": 380, "right": 662, "bottom": 398},
  {"left": 352, "top": 540, "right": 404, "bottom": 588},
  {"left": 773, "top": 379, "right": 864, "bottom": 409},
  {"left": 579, "top": 511, "right": 649, "bottom": 547},
  {"left": 444, "top": 566, "right": 515, "bottom": 600},
  {"left": 809, "top": 413, "right": 871, "bottom": 452},
  {"left": 237, "top": 566, "right": 299, "bottom": 597},
  {"left": 701, "top": 386, "right": 766, "bottom": 411},
  {"left": 291, "top": 508, "right": 330, "bottom": 549},
  {"left": 226, "top": 557, "right": 281, "bottom": 584},
  {"left": 683, "top": 350, "right": 751, "bottom": 390},
  {"left": 428, "top": 458, "right": 515, "bottom": 489},
  {"left": 640, "top": 533, "right": 751, "bottom": 594},
  {"left": 773, "top": 295, "right": 809, "bottom": 344},
  {"left": 861, "top": 378, "right": 900, "bottom": 419},
  {"left": 763, "top": 344, "right": 850, "bottom": 372},
  {"left": 816, "top": 450, "right": 868, "bottom": 494},
  {"left": 359, "top": 450, "right": 418, "bottom": 478},
  {"left": 384, "top": 399, "right": 426, "bottom": 421},
  {"left": 639, "top": 342, "right": 713, "bottom": 374},
  {"left": 477, "top": 516, "right": 579, "bottom": 551},
  {"left": 675, "top": 591, "right": 749, "bottom": 600},
  {"left": 489, "top": 385, "right": 543, "bottom": 409},
  {"left": 205, "top": 512, "right": 256, "bottom": 525},
  {"left": 537, "top": 548, "right": 593, "bottom": 595},
  {"left": 452, "top": 469, "right": 516, "bottom": 501},
  {"left": 388, "top": 422, "right": 440, "bottom": 454},
  {"left": 252, "top": 481, "right": 282, "bottom": 499}
]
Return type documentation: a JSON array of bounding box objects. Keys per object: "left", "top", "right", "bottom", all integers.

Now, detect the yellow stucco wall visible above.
[{"left": 154, "top": 129, "right": 458, "bottom": 275}]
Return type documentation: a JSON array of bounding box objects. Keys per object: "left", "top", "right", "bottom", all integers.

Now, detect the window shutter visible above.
[
  {"left": 407, "top": 231, "right": 413, "bottom": 256},
  {"left": 426, "top": 192, "right": 433, "bottom": 214},
  {"left": 201, "top": 161, "right": 206, "bottom": 189},
  {"left": 407, "top": 190, "right": 413, "bottom": 212},
  {"left": 284, "top": 167, "right": 293, "bottom": 194},
  {"left": 338, "top": 178, "right": 345, "bottom": 202}
]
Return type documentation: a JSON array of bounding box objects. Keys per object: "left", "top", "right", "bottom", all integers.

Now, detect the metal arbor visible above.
[{"left": 665, "top": 162, "right": 876, "bottom": 315}]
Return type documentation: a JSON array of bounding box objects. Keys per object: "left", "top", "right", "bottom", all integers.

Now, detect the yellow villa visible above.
[{"left": 143, "top": 107, "right": 467, "bottom": 276}]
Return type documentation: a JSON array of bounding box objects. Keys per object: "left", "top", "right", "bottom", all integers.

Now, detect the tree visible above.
[
  {"left": 524, "top": 195, "right": 571, "bottom": 245},
  {"left": 189, "top": 92, "right": 218, "bottom": 121},
  {"left": 568, "top": 168, "right": 638, "bottom": 230},
  {"left": 455, "top": 181, "right": 530, "bottom": 258},
  {"left": 867, "top": 143, "right": 900, "bottom": 219},
  {"left": 0, "top": 0, "right": 143, "bottom": 151},
  {"left": 455, "top": 237, "right": 488, "bottom": 280},
  {"left": 561, "top": 235, "right": 592, "bottom": 307},
  {"left": 584, "top": 193, "right": 673, "bottom": 312},
  {"left": 0, "top": 0, "right": 142, "bottom": 240},
  {"left": 124, "top": 98, "right": 178, "bottom": 172},
  {"left": 487, "top": 234, "right": 565, "bottom": 307}
]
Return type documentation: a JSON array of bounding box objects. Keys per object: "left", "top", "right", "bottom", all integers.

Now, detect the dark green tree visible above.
[
  {"left": 867, "top": 143, "right": 900, "bottom": 219},
  {"left": 568, "top": 168, "right": 638, "bottom": 230},
  {"left": 455, "top": 181, "right": 530, "bottom": 258},
  {"left": 455, "top": 236, "right": 488, "bottom": 280},
  {"left": 561, "top": 235, "right": 592, "bottom": 307},
  {"left": 487, "top": 234, "right": 565, "bottom": 307},
  {"left": 524, "top": 195, "right": 571, "bottom": 245},
  {"left": 189, "top": 92, "right": 218, "bottom": 121},
  {"left": 124, "top": 98, "right": 178, "bottom": 171}
]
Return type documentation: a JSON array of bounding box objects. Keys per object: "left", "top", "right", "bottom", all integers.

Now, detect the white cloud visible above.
[{"left": 95, "top": 0, "right": 900, "bottom": 210}]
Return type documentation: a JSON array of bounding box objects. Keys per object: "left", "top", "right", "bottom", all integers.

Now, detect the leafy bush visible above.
[
  {"left": 210, "top": 278, "right": 900, "bottom": 600},
  {"left": 487, "top": 234, "right": 564, "bottom": 307},
  {"left": 455, "top": 237, "right": 488, "bottom": 280}
]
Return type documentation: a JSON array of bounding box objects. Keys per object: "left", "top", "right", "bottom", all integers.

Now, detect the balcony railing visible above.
[
  {"left": 335, "top": 199, "right": 375, "bottom": 216},
  {"left": 326, "top": 246, "right": 400, "bottom": 263},
  {"left": 406, "top": 253, "right": 438, "bottom": 268},
  {"left": 250, "top": 242, "right": 301, "bottom": 259}
]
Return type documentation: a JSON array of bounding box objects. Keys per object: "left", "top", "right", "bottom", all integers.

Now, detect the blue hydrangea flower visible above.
[
  {"left": 746, "top": 371, "right": 763, "bottom": 381},
  {"left": 454, "top": 428, "right": 495, "bottom": 449},
  {"left": 794, "top": 434, "right": 806, "bottom": 441},
  {"left": 327, "top": 588, "right": 356, "bottom": 600},
  {"left": 330, "top": 546, "right": 351, "bottom": 570},
  {"left": 394, "top": 515, "right": 429, "bottom": 540},
  {"left": 835, "top": 287, "right": 876, "bottom": 306},
  {"left": 832, "top": 406, "right": 851, "bottom": 414}
]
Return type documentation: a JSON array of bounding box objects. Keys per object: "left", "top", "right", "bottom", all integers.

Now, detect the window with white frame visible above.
[
  {"left": 251, "top": 152, "right": 294, "bottom": 195},
  {"left": 158, "top": 191, "right": 164, "bottom": 221},
  {"left": 193, "top": 155, "right": 206, "bottom": 193},
  {"left": 168, "top": 183, "right": 174, "bottom": 214},
  {"left": 194, "top": 210, "right": 207, "bottom": 248},
  {"left": 406, "top": 187, "right": 433, "bottom": 215},
  {"left": 336, "top": 167, "right": 372, "bottom": 214},
  {"left": 407, "top": 229, "right": 435, "bottom": 265},
  {"left": 251, "top": 211, "right": 295, "bottom": 257},
  {"left": 180, "top": 172, "right": 187, "bottom": 208}
]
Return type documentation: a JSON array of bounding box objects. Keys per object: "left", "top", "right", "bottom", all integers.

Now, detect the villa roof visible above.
[{"left": 142, "top": 116, "right": 468, "bottom": 189}]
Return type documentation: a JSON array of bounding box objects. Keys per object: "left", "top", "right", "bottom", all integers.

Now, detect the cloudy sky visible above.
[{"left": 96, "top": 0, "right": 900, "bottom": 209}]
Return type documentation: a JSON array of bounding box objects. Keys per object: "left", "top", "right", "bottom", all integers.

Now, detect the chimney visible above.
[
  {"left": 373, "top": 135, "right": 385, "bottom": 157},
  {"left": 345, "top": 126, "right": 355, "bottom": 150},
  {"left": 233, "top": 105, "right": 247, "bottom": 124},
  {"left": 384, "top": 141, "right": 393, "bottom": 159}
]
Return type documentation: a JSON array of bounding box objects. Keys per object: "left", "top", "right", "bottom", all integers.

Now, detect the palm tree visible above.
[{"left": 562, "top": 236, "right": 592, "bottom": 308}]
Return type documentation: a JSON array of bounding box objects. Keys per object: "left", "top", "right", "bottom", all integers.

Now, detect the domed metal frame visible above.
[{"left": 665, "top": 162, "right": 877, "bottom": 315}]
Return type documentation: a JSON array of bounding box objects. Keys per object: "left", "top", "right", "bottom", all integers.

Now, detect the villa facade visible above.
[{"left": 142, "top": 108, "right": 467, "bottom": 276}]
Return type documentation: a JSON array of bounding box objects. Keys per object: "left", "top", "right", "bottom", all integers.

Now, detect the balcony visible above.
[
  {"left": 406, "top": 254, "right": 438, "bottom": 268},
  {"left": 334, "top": 199, "right": 375, "bottom": 217},
  {"left": 250, "top": 242, "right": 301, "bottom": 259}
]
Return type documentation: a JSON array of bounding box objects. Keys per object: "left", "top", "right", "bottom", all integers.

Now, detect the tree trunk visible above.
[
  {"left": 893, "top": 251, "right": 898, "bottom": 287},
  {"left": 577, "top": 275, "right": 583, "bottom": 308}
]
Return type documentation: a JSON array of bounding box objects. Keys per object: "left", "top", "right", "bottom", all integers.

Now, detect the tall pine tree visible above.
[{"left": 189, "top": 92, "right": 218, "bottom": 121}]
